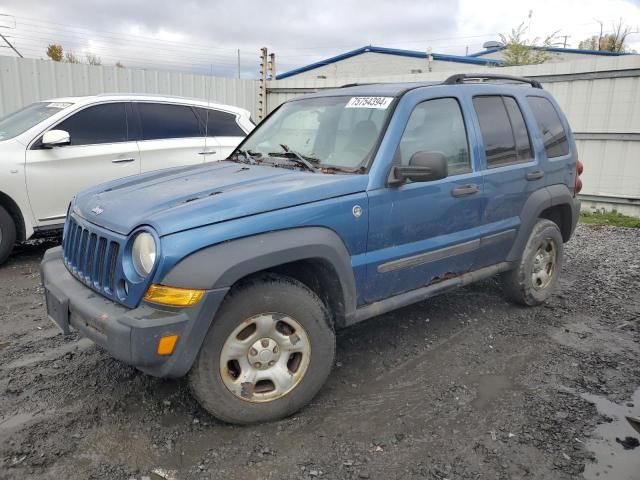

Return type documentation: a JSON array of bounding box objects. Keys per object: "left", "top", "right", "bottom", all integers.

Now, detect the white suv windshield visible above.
[
  {"left": 237, "top": 95, "right": 393, "bottom": 170},
  {"left": 0, "top": 101, "right": 73, "bottom": 141}
]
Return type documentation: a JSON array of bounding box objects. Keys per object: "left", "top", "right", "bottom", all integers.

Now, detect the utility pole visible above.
[
  {"left": 596, "top": 19, "right": 603, "bottom": 50},
  {"left": 268, "top": 52, "right": 276, "bottom": 80},
  {"left": 237, "top": 49, "right": 241, "bottom": 79},
  {"left": 426, "top": 47, "right": 433, "bottom": 72},
  {"left": 0, "top": 31, "right": 23, "bottom": 58},
  {"left": 259, "top": 47, "right": 268, "bottom": 120},
  {"left": 561, "top": 35, "right": 570, "bottom": 48}
]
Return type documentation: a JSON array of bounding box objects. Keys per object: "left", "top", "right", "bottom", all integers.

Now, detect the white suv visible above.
[{"left": 0, "top": 94, "right": 254, "bottom": 264}]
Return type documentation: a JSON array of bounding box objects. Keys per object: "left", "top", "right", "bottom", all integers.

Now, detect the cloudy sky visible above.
[{"left": 0, "top": 0, "right": 638, "bottom": 78}]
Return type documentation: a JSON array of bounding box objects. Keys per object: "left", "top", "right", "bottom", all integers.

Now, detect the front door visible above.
[
  {"left": 25, "top": 102, "right": 140, "bottom": 226},
  {"left": 364, "top": 96, "right": 485, "bottom": 304}
]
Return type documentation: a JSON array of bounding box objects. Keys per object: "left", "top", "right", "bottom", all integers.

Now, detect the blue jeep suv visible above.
[{"left": 41, "top": 74, "right": 583, "bottom": 424}]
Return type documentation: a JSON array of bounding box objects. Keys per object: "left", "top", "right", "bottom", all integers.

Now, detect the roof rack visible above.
[
  {"left": 442, "top": 73, "right": 543, "bottom": 89},
  {"left": 339, "top": 82, "right": 374, "bottom": 88}
]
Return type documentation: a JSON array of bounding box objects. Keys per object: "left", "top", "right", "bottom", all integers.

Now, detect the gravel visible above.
[{"left": 0, "top": 224, "right": 638, "bottom": 480}]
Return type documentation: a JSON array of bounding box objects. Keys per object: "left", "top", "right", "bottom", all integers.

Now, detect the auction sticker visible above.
[{"left": 346, "top": 97, "right": 393, "bottom": 109}]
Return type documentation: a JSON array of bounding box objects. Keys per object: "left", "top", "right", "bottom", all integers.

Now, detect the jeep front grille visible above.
[{"left": 62, "top": 215, "right": 121, "bottom": 298}]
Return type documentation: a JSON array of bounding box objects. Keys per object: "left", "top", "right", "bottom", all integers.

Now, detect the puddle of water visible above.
[{"left": 582, "top": 387, "right": 640, "bottom": 480}]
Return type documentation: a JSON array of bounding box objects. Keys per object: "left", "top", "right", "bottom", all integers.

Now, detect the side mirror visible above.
[
  {"left": 391, "top": 151, "right": 448, "bottom": 184},
  {"left": 42, "top": 129, "right": 70, "bottom": 148}
]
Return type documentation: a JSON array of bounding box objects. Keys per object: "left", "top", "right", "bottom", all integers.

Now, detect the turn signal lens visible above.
[
  {"left": 157, "top": 335, "right": 178, "bottom": 355},
  {"left": 143, "top": 284, "right": 205, "bottom": 307}
]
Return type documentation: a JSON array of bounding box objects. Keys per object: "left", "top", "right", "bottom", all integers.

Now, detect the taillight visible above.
[{"left": 574, "top": 159, "right": 584, "bottom": 197}]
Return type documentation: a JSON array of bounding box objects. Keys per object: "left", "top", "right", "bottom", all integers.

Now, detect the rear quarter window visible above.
[
  {"left": 526, "top": 96, "right": 570, "bottom": 158},
  {"left": 194, "top": 108, "right": 245, "bottom": 137}
]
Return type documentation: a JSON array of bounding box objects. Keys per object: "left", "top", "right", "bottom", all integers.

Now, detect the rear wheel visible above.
[
  {"left": 189, "top": 274, "right": 335, "bottom": 424},
  {"left": 502, "top": 219, "right": 563, "bottom": 306},
  {"left": 0, "top": 206, "right": 16, "bottom": 266}
]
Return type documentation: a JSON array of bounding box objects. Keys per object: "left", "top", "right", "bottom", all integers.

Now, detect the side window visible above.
[
  {"left": 55, "top": 103, "right": 127, "bottom": 146},
  {"left": 473, "top": 96, "right": 533, "bottom": 167},
  {"left": 503, "top": 97, "right": 533, "bottom": 162},
  {"left": 398, "top": 98, "right": 471, "bottom": 175},
  {"left": 194, "top": 108, "right": 245, "bottom": 136},
  {"left": 137, "top": 103, "right": 201, "bottom": 140},
  {"left": 526, "top": 96, "right": 569, "bottom": 158}
]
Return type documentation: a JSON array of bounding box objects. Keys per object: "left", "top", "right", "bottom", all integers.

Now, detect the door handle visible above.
[
  {"left": 451, "top": 184, "right": 479, "bottom": 198},
  {"left": 525, "top": 169, "right": 545, "bottom": 181},
  {"left": 199, "top": 150, "right": 217, "bottom": 155},
  {"left": 112, "top": 157, "right": 135, "bottom": 164}
]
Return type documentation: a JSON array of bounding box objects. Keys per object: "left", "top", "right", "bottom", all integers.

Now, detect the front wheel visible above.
[
  {"left": 189, "top": 274, "right": 335, "bottom": 424},
  {"left": 501, "top": 219, "right": 564, "bottom": 306},
  {"left": 0, "top": 206, "right": 16, "bottom": 266}
]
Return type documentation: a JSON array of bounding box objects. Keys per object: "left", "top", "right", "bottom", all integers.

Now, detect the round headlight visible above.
[{"left": 132, "top": 232, "right": 156, "bottom": 277}]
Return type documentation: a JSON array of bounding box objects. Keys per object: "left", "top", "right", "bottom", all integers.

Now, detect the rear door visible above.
[
  {"left": 134, "top": 102, "right": 219, "bottom": 172},
  {"left": 193, "top": 107, "right": 247, "bottom": 159},
  {"left": 470, "top": 93, "right": 540, "bottom": 267},
  {"left": 365, "top": 94, "right": 486, "bottom": 304},
  {"left": 25, "top": 102, "right": 140, "bottom": 226}
]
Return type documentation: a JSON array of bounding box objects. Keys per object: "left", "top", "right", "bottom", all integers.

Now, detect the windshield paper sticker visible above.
[
  {"left": 346, "top": 97, "right": 393, "bottom": 109},
  {"left": 47, "top": 102, "right": 73, "bottom": 109}
]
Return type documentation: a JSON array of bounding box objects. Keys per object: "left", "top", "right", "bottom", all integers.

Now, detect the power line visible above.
[{"left": 0, "top": 31, "right": 22, "bottom": 57}]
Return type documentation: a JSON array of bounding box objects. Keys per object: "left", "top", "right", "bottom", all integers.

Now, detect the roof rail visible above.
[
  {"left": 339, "top": 82, "right": 374, "bottom": 88},
  {"left": 442, "top": 73, "right": 543, "bottom": 89}
]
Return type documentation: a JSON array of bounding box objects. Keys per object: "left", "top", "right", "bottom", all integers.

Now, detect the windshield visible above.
[
  {"left": 236, "top": 95, "right": 394, "bottom": 171},
  {"left": 0, "top": 101, "right": 73, "bottom": 141}
]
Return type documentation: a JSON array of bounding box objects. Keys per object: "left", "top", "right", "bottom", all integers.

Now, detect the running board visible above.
[{"left": 346, "top": 262, "right": 512, "bottom": 326}]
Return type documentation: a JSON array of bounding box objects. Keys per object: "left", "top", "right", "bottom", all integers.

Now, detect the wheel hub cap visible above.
[
  {"left": 248, "top": 338, "right": 280, "bottom": 369},
  {"left": 219, "top": 313, "right": 311, "bottom": 403},
  {"left": 531, "top": 238, "right": 557, "bottom": 290}
]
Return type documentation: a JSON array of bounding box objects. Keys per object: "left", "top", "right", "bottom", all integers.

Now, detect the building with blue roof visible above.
[
  {"left": 468, "top": 45, "right": 632, "bottom": 63},
  {"left": 276, "top": 44, "right": 635, "bottom": 80},
  {"left": 276, "top": 45, "right": 503, "bottom": 80}
]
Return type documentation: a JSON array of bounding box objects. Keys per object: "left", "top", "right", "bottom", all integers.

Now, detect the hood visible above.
[{"left": 74, "top": 161, "right": 368, "bottom": 236}]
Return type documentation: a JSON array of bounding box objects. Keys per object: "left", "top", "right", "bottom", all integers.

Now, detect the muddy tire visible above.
[
  {"left": 502, "top": 219, "right": 563, "bottom": 306},
  {"left": 189, "top": 274, "right": 335, "bottom": 424},
  {"left": 0, "top": 206, "right": 16, "bottom": 266}
]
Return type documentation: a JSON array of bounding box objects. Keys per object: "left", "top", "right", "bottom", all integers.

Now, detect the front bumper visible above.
[{"left": 41, "top": 247, "right": 228, "bottom": 377}]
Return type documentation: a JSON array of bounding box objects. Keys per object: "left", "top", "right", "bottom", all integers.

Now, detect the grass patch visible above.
[{"left": 580, "top": 210, "right": 640, "bottom": 228}]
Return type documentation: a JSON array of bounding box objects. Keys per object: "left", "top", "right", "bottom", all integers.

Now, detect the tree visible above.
[
  {"left": 115, "top": 61, "right": 125, "bottom": 68},
  {"left": 85, "top": 53, "right": 102, "bottom": 66},
  {"left": 499, "top": 23, "right": 560, "bottom": 66},
  {"left": 578, "top": 19, "right": 633, "bottom": 52},
  {"left": 46, "top": 43, "right": 63, "bottom": 62},
  {"left": 64, "top": 51, "right": 80, "bottom": 64}
]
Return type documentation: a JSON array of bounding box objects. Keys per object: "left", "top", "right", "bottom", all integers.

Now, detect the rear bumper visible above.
[
  {"left": 41, "top": 247, "right": 228, "bottom": 377},
  {"left": 570, "top": 198, "right": 581, "bottom": 238}
]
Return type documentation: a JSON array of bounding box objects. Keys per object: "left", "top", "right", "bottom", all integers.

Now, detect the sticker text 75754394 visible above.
[{"left": 345, "top": 97, "right": 394, "bottom": 109}]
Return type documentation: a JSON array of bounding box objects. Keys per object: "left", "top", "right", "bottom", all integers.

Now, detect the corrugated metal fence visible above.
[
  {"left": 267, "top": 56, "right": 640, "bottom": 214},
  {"left": 1, "top": 55, "right": 638, "bottom": 214},
  {"left": 0, "top": 56, "right": 260, "bottom": 119}
]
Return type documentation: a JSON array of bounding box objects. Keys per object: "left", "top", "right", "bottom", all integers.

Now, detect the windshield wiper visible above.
[
  {"left": 267, "top": 144, "right": 319, "bottom": 172},
  {"left": 229, "top": 149, "right": 261, "bottom": 164}
]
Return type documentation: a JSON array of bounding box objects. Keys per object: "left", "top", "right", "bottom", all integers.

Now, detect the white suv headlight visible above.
[{"left": 132, "top": 232, "right": 156, "bottom": 277}]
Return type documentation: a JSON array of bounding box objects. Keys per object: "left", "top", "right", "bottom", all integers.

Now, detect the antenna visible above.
[{"left": 204, "top": 64, "right": 213, "bottom": 154}]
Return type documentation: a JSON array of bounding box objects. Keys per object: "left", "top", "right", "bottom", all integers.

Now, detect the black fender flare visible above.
[
  {"left": 161, "top": 227, "right": 358, "bottom": 317},
  {"left": 507, "top": 184, "right": 576, "bottom": 262}
]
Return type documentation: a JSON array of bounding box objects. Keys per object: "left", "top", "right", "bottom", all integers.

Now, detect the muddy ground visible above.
[{"left": 0, "top": 224, "right": 639, "bottom": 480}]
